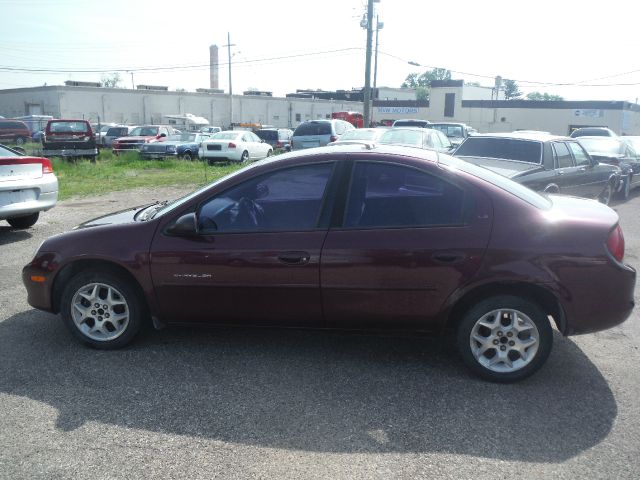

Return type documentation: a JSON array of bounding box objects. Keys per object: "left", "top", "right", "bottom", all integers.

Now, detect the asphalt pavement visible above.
[{"left": 1, "top": 186, "right": 639, "bottom": 479}]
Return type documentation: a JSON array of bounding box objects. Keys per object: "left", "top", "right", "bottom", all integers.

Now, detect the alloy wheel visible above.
[{"left": 70, "top": 282, "right": 130, "bottom": 342}]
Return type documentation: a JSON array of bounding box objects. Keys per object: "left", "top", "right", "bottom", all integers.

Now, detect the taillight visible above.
[
  {"left": 228, "top": 142, "right": 237, "bottom": 148},
  {"left": 607, "top": 224, "right": 625, "bottom": 263},
  {"left": 330, "top": 135, "right": 338, "bottom": 142},
  {"left": 42, "top": 159, "right": 54, "bottom": 174}
]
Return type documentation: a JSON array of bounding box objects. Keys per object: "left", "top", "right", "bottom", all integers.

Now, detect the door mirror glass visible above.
[{"left": 166, "top": 213, "right": 200, "bottom": 236}]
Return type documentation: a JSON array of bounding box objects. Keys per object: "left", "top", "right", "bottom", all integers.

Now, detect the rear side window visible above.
[
  {"left": 256, "top": 130, "right": 278, "bottom": 142},
  {"left": 48, "top": 121, "right": 89, "bottom": 133},
  {"left": 344, "top": 162, "right": 467, "bottom": 228},
  {"left": 455, "top": 137, "right": 542, "bottom": 164},
  {"left": 107, "top": 127, "right": 127, "bottom": 136},
  {"left": 0, "top": 121, "right": 27, "bottom": 130},
  {"left": 294, "top": 122, "right": 332, "bottom": 136},
  {"left": 552, "top": 142, "right": 574, "bottom": 168}
]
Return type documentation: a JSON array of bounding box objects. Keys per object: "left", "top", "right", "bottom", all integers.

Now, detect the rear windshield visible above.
[
  {"left": 379, "top": 129, "right": 423, "bottom": 147},
  {"left": 429, "top": 124, "right": 464, "bottom": 138},
  {"left": 0, "top": 144, "right": 20, "bottom": 157},
  {"left": 572, "top": 128, "right": 611, "bottom": 137},
  {"left": 255, "top": 130, "right": 278, "bottom": 141},
  {"left": 294, "top": 122, "right": 332, "bottom": 136},
  {"left": 393, "top": 120, "right": 430, "bottom": 127},
  {"left": 48, "top": 121, "right": 89, "bottom": 133},
  {"left": 212, "top": 132, "right": 240, "bottom": 140},
  {"left": 130, "top": 126, "right": 159, "bottom": 136},
  {"left": 455, "top": 137, "right": 543, "bottom": 164}
]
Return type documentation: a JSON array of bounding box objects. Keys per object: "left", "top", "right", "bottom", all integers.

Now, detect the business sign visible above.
[
  {"left": 377, "top": 107, "right": 419, "bottom": 114},
  {"left": 574, "top": 109, "right": 604, "bottom": 118}
]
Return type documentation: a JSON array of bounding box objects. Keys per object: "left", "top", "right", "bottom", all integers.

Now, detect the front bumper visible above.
[{"left": 22, "top": 252, "right": 59, "bottom": 312}]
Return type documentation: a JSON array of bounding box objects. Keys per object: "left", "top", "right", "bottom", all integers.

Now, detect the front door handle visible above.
[
  {"left": 278, "top": 251, "right": 310, "bottom": 266},
  {"left": 432, "top": 251, "right": 467, "bottom": 264}
]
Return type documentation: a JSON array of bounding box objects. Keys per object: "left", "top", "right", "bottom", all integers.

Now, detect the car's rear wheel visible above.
[
  {"left": 456, "top": 295, "right": 553, "bottom": 382},
  {"left": 619, "top": 174, "right": 631, "bottom": 200},
  {"left": 240, "top": 150, "right": 249, "bottom": 162},
  {"left": 598, "top": 181, "right": 614, "bottom": 205},
  {"left": 7, "top": 212, "right": 39, "bottom": 229},
  {"left": 15, "top": 136, "right": 26, "bottom": 145},
  {"left": 60, "top": 271, "right": 144, "bottom": 349}
]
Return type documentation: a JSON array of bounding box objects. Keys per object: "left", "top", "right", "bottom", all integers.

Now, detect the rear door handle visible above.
[
  {"left": 432, "top": 251, "right": 467, "bottom": 264},
  {"left": 278, "top": 251, "right": 310, "bottom": 266}
]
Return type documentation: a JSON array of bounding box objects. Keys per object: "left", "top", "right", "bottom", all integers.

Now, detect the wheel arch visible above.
[
  {"left": 445, "top": 282, "right": 566, "bottom": 334},
  {"left": 543, "top": 183, "right": 560, "bottom": 193},
  {"left": 52, "top": 259, "right": 150, "bottom": 320}
]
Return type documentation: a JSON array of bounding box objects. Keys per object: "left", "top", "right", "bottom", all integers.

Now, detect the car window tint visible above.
[
  {"left": 567, "top": 142, "right": 591, "bottom": 167},
  {"left": 294, "top": 122, "right": 331, "bottom": 136},
  {"left": 455, "top": 137, "right": 542, "bottom": 164},
  {"left": 344, "top": 162, "right": 466, "bottom": 228},
  {"left": 553, "top": 142, "right": 574, "bottom": 168},
  {"left": 198, "top": 163, "right": 334, "bottom": 234}
]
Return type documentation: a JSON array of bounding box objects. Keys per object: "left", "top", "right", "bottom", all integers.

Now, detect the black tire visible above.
[
  {"left": 240, "top": 150, "right": 249, "bottom": 162},
  {"left": 7, "top": 212, "right": 39, "bottom": 229},
  {"left": 182, "top": 151, "right": 193, "bottom": 161},
  {"left": 266, "top": 149, "right": 273, "bottom": 157},
  {"left": 456, "top": 295, "right": 553, "bottom": 382},
  {"left": 60, "top": 270, "right": 145, "bottom": 349},
  {"left": 15, "top": 136, "right": 26, "bottom": 146},
  {"left": 618, "top": 174, "right": 631, "bottom": 200},
  {"left": 598, "top": 181, "right": 613, "bottom": 205}
]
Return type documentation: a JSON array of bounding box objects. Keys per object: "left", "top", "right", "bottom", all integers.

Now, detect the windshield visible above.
[
  {"left": 430, "top": 124, "right": 464, "bottom": 138},
  {"left": 167, "top": 133, "right": 196, "bottom": 142},
  {"left": 379, "top": 129, "right": 423, "bottom": 146},
  {"left": 338, "top": 129, "right": 383, "bottom": 141},
  {"left": 455, "top": 137, "right": 543, "bottom": 164},
  {"left": 130, "top": 126, "right": 159, "bottom": 136},
  {"left": 579, "top": 138, "right": 624, "bottom": 155},
  {"left": 212, "top": 132, "right": 240, "bottom": 140}
]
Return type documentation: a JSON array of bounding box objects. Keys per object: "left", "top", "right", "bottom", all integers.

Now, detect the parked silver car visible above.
[
  {"left": 0, "top": 143, "right": 58, "bottom": 228},
  {"left": 290, "top": 119, "right": 355, "bottom": 150}
]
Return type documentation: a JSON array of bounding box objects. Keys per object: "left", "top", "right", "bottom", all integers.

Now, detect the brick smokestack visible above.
[{"left": 210, "top": 45, "right": 219, "bottom": 89}]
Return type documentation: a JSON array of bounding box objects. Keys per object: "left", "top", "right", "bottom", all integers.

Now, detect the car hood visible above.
[
  {"left": 117, "top": 135, "right": 157, "bottom": 141},
  {"left": 457, "top": 156, "right": 543, "bottom": 178},
  {"left": 73, "top": 203, "right": 156, "bottom": 229}
]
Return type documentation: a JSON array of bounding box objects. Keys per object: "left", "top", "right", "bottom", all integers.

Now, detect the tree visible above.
[
  {"left": 526, "top": 92, "right": 564, "bottom": 101},
  {"left": 503, "top": 79, "right": 522, "bottom": 100},
  {"left": 401, "top": 68, "right": 452, "bottom": 100},
  {"left": 101, "top": 72, "right": 122, "bottom": 88}
]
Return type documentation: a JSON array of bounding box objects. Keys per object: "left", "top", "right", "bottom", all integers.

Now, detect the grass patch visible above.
[{"left": 50, "top": 150, "right": 242, "bottom": 200}]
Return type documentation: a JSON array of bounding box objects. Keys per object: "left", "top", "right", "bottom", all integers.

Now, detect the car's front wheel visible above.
[
  {"left": 7, "top": 212, "right": 39, "bottom": 229},
  {"left": 182, "top": 151, "right": 193, "bottom": 161},
  {"left": 60, "top": 271, "right": 144, "bottom": 349},
  {"left": 456, "top": 295, "right": 553, "bottom": 382}
]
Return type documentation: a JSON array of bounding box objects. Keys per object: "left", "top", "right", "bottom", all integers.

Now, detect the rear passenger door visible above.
[
  {"left": 551, "top": 141, "right": 584, "bottom": 197},
  {"left": 320, "top": 160, "right": 493, "bottom": 330}
]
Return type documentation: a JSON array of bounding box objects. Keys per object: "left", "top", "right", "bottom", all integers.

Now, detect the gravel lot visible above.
[{"left": 1, "top": 186, "right": 639, "bottom": 480}]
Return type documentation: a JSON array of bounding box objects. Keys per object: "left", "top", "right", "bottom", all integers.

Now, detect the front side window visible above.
[
  {"left": 197, "top": 163, "right": 334, "bottom": 234},
  {"left": 344, "top": 162, "right": 467, "bottom": 228},
  {"left": 567, "top": 142, "right": 592, "bottom": 166}
]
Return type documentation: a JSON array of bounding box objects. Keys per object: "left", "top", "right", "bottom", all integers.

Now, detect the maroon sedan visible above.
[{"left": 22, "top": 145, "right": 636, "bottom": 382}]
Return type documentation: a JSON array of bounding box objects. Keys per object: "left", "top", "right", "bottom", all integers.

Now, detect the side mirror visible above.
[
  {"left": 165, "top": 213, "right": 198, "bottom": 236},
  {"left": 159, "top": 133, "right": 167, "bottom": 138}
]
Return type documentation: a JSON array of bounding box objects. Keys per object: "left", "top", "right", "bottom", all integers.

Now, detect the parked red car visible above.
[
  {"left": 22, "top": 145, "right": 635, "bottom": 382},
  {"left": 42, "top": 119, "right": 97, "bottom": 160},
  {"left": 0, "top": 119, "right": 31, "bottom": 145}
]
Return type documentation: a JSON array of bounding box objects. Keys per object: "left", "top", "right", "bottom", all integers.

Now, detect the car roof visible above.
[{"left": 469, "top": 132, "right": 570, "bottom": 142}]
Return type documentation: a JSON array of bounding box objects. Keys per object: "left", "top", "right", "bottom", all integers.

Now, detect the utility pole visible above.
[
  {"left": 224, "top": 32, "right": 236, "bottom": 129},
  {"left": 372, "top": 15, "right": 383, "bottom": 126},
  {"left": 363, "top": 0, "right": 374, "bottom": 127}
]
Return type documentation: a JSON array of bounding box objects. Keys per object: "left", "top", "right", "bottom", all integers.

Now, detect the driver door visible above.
[{"left": 149, "top": 162, "right": 336, "bottom": 326}]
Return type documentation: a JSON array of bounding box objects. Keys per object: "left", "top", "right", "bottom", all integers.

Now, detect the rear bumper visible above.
[
  {"left": 43, "top": 148, "right": 97, "bottom": 157},
  {"left": 199, "top": 148, "right": 242, "bottom": 161},
  {"left": 561, "top": 262, "right": 636, "bottom": 335},
  {"left": 0, "top": 174, "right": 58, "bottom": 220}
]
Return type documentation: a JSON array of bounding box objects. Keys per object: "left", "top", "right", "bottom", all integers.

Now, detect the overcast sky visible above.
[{"left": 2, "top": 0, "right": 640, "bottom": 102}]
